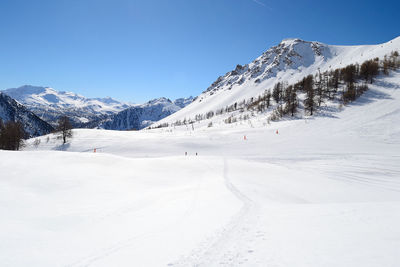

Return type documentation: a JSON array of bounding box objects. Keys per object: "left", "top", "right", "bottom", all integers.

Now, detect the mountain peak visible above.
[
  {"left": 160, "top": 37, "right": 400, "bottom": 125},
  {"left": 146, "top": 97, "right": 172, "bottom": 105},
  {"left": 4, "top": 85, "right": 48, "bottom": 96},
  {"left": 279, "top": 38, "right": 304, "bottom": 45},
  {"left": 278, "top": 38, "right": 325, "bottom": 47},
  {"left": 202, "top": 37, "right": 329, "bottom": 96}
]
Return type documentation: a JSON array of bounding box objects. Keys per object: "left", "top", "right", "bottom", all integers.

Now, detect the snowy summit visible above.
[{"left": 2, "top": 85, "right": 131, "bottom": 126}]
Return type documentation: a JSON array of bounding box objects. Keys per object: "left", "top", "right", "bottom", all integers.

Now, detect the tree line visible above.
[{"left": 148, "top": 51, "right": 399, "bottom": 129}]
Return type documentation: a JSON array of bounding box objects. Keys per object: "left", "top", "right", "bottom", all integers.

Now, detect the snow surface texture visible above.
[
  {"left": 0, "top": 92, "right": 53, "bottom": 136},
  {"left": 159, "top": 36, "right": 400, "bottom": 125},
  {"left": 100, "top": 97, "right": 194, "bottom": 130},
  {"left": 2, "top": 69, "right": 400, "bottom": 266},
  {"left": 1, "top": 85, "right": 131, "bottom": 127}
]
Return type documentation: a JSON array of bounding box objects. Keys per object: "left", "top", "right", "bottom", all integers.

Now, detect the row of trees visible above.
[
  {"left": 0, "top": 116, "right": 73, "bottom": 151},
  {"left": 383, "top": 51, "right": 400, "bottom": 74},
  {"left": 266, "top": 53, "right": 398, "bottom": 120},
  {"left": 219, "top": 52, "right": 398, "bottom": 124}
]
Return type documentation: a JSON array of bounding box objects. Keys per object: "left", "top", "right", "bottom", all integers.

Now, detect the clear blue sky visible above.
[{"left": 0, "top": 0, "right": 399, "bottom": 103}]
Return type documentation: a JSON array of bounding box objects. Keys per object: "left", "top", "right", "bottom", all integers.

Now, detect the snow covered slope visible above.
[
  {"left": 160, "top": 36, "right": 400, "bottom": 124},
  {"left": 101, "top": 97, "right": 193, "bottom": 130},
  {"left": 1, "top": 37, "right": 400, "bottom": 266},
  {"left": 0, "top": 92, "right": 53, "bottom": 136},
  {"left": 2, "top": 85, "right": 131, "bottom": 126},
  {"left": 1, "top": 70, "right": 398, "bottom": 266}
]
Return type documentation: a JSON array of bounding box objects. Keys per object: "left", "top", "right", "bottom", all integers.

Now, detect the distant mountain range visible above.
[
  {"left": 1, "top": 85, "right": 193, "bottom": 132},
  {"left": 101, "top": 97, "right": 194, "bottom": 130},
  {"left": 2, "top": 85, "right": 131, "bottom": 127}
]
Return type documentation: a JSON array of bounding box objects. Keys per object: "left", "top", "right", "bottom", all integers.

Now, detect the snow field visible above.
[
  {"left": 0, "top": 152, "right": 241, "bottom": 266},
  {"left": 1, "top": 53, "right": 400, "bottom": 267}
]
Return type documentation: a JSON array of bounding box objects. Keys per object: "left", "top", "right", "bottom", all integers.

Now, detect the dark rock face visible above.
[
  {"left": 101, "top": 97, "right": 194, "bottom": 130},
  {"left": 0, "top": 93, "right": 53, "bottom": 137}
]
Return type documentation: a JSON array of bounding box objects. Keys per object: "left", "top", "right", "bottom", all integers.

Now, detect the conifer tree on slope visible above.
[{"left": 303, "top": 75, "right": 316, "bottom": 116}]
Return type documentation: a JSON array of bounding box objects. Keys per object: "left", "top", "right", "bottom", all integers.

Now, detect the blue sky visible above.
[{"left": 0, "top": 0, "right": 399, "bottom": 103}]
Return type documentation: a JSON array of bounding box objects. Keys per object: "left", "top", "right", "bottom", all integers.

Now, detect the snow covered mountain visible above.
[
  {"left": 101, "top": 96, "right": 193, "bottom": 130},
  {"left": 160, "top": 36, "right": 400, "bottom": 124},
  {"left": 1, "top": 85, "right": 131, "bottom": 127},
  {"left": 1, "top": 85, "right": 193, "bottom": 130},
  {"left": 0, "top": 93, "right": 53, "bottom": 137}
]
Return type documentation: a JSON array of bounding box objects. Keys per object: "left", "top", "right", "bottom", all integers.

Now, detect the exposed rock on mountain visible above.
[
  {"left": 101, "top": 97, "right": 193, "bottom": 130},
  {"left": 2, "top": 85, "right": 130, "bottom": 127},
  {"left": 0, "top": 93, "right": 53, "bottom": 137}
]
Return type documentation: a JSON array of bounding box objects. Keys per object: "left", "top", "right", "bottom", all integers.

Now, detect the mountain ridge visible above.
[
  {"left": 2, "top": 85, "right": 131, "bottom": 127},
  {"left": 2, "top": 85, "right": 193, "bottom": 130},
  {"left": 101, "top": 96, "right": 194, "bottom": 130},
  {"left": 158, "top": 36, "right": 400, "bottom": 125}
]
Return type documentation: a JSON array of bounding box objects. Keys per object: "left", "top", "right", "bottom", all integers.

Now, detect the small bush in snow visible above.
[{"left": 33, "top": 138, "right": 41, "bottom": 148}]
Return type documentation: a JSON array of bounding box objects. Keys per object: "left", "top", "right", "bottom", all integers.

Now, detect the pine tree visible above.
[
  {"left": 382, "top": 55, "right": 390, "bottom": 75},
  {"left": 303, "top": 75, "right": 314, "bottom": 93},
  {"left": 327, "top": 69, "right": 340, "bottom": 99},
  {"left": 303, "top": 76, "right": 316, "bottom": 115},
  {"left": 315, "top": 73, "right": 325, "bottom": 107},
  {"left": 341, "top": 64, "right": 357, "bottom": 85},
  {"left": 272, "top": 82, "right": 282, "bottom": 104},
  {"left": 360, "top": 59, "right": 379, "bottom": 84},
  {"left": 265, "top": 90, "right": 272, "bottom": 108},
  {"left": 288, "top": 87, "right": 298, "bottom": 116},
  {"left": 391, "top": 51, "right": 400, "bottom": 69}
]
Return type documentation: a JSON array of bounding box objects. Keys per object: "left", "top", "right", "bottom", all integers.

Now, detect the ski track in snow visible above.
[
  {"left": 65, "top": 158, "right": 258, "bottom": 267},
  {"left": 170, "top": 158, "right": 257, "bottom": 267}
]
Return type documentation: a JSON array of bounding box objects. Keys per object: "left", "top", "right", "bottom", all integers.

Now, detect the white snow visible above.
[
  {"left": 159, "top": 36, "right": 400, "bottom": 125},
  {"left": 1, "top": 40, "right": 400, "bottom": 267},
  {"left": 1, "top": 86, "right": 130, "bottom": 114}
]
